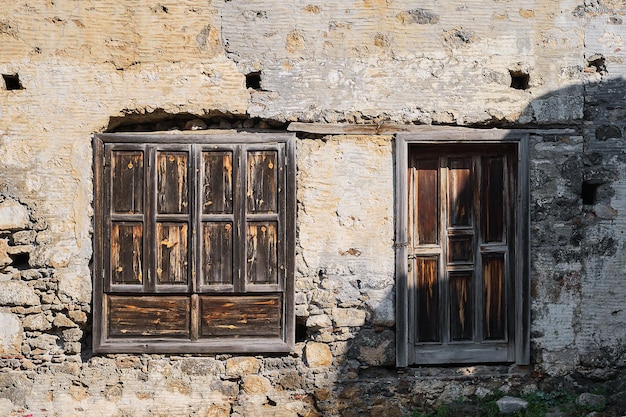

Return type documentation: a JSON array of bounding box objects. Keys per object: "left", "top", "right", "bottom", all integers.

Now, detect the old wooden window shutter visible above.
[
  {"left": 395, "top": 130, "right": 530, "bottom": 366},
  {"left": 93, "top": 133, "right": 295, "bottom": 353}
]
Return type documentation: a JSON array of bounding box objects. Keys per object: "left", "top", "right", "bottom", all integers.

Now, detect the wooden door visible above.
[{"left": 408, "top": 145, "right": 516, "bottom": 364}]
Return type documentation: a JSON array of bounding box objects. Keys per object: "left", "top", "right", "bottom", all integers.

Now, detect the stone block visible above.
[
  {"left": 0, "top": 239, "right": 11, "bottom": 268},
  {"left": 0, "top": 200, "right": 29, "bottom": 231},
  {"left": 53, "top": 313, "right": 77, "bottom": 328},
  {"left": 22, "top": 313, "right": 52, "bottom": 331},
  {"left": 306, "top": 314, "right": 332, "bottom": 329},
  {"left": 225, "top": 357, "right": 260, "bottom": 378},
  {"left": 496, "top": 396, "right": 528, "bottom": 414},
  {"left": 0, "top": 373, "right": 32, "bottom": 406},
  {"left": 205, "top": 403, "right": 231, "bottom": 417},
  {"left": 181, "top": 358, "right": 224, "bottom": 376},
  {"left": 305, "top": 342, "right": 332, "bottom": 367},
  {"left": 332, "top": 308, "right": 366, "bottom": 327},
  {"left": 0, "top": 281, "right": 39, "bottom": 306},
  {"left": 576, "top": 393, "right": 605, "bottom": 409},
  {"left": 0, "top": 311, "right": 22, "bottom": 354},
  {"left": 242, "top": 375, "right": 273, "bottom": 395}
]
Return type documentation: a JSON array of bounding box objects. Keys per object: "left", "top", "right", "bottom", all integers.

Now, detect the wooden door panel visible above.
[
  {"left": 481, "top": 156, "right": 505, "bottom": 243},
  {"left": 199, "top": 295, "right": 282, "bottom": 338},
  {"left": 111, "top": 151, "right": 144, "bottom": 214},
  {"left": 449, "top": 271, "right": 473, "bottom": 341},
  {"left": 202, "top": 222, "right": 233, "bottom": 285},
  {"left": 247, "top": 150, "right": 278, "bottom": 213},
  {"left": 157, "top": 151, "right": 189, "bottom": 214},
  {"left": 448, "top": 158, "right": 472, "bottom": 227},
  {"left": 110, "top": 222, "right": 143, "bottom": 285},
  {"left": 107, "top": 295, "right": 190, "bottom": 338},
  {"left": 156, "top": 223, "right": 188, "bottom": 285},
  {"left": 448, "top": 236, "right": 473, "bottom": 263},
  {"left": 246, "top": 222, "right": 278, "bottom": 285},
  {"left": 415, "top": 256, "right": 440, "bottom": 343},
  {"left": 413, "top": 159, "right": 439, "bottom": 245},
  {"left": 202, "top": 151, "right": 233, "bottom": 214},
  {"left": 482, "top": 253, "right": 506, "bottom": 340}
]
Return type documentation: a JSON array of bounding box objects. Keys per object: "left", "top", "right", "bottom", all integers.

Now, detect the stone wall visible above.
[{"left": 1, "top": 0, "right": 625, "bottom": 416}]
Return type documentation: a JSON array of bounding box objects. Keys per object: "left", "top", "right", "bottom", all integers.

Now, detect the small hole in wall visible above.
[
  {"left": 246, "top": 72, "right": 262, "bottom": 90},
  {"left": 295, "top": 317, "right": 307, "bottom": 343},
  {"left": 2, "top": 74, "right": 24, "bottom": 90},
  {"left": 8, "top": 252, "right": 30, "bottom": 269},
  {"left": 581, "top": 181, "right": 599, "bottom": 205},
  {"left": 509, "top": 70, "right": 529, "bottom": 90}
]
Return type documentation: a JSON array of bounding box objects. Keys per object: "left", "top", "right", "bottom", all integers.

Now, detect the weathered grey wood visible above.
[
  {"left": 394, "top": 136, "right": 409, "bottom": 367},
  {"left": 202, "top": 222, "right": 233, "bottom": 285}
]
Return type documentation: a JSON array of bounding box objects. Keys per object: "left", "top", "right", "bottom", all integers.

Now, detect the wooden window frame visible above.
[
  {"left": 93, "top": 132, "right": 296, "bottom": 354},
  {"left": 394, "top": 128, "right": 530, "bottom": 367}
]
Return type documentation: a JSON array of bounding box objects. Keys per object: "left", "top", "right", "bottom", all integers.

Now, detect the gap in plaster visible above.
[
  {"left": 295, "top": 317, "right": 307, "bottom": 343},
  {"left": 581, "top": 181, "right": 598, "bottom": 205},
  {"left": 105, "top": 109, "right": 287, "bottom": 133},
  {"left": 246, "top": 71, "right": 262, "bottom": 90},
  {"left": 509, "top": 70, "right": 530, "bottom": 90},
  {"left": 8, "top": 252, "right": 30, "bottom": 270},
  {"left": 2, "top": 74, "right": 24, "bottom": 90}
]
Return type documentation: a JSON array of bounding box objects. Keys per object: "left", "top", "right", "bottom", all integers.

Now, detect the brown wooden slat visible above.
[
  {"left": 156, "top": 223, "right": 188, "bottom": 285},
  {"left": 199, "top": 295, "right": 282, "bottom": 338},
  {"left": 246, "top": 222, "right": 278, "bottom": 285},
  {"left": 247, "top": 151, "right": 278, "bottom": 213},
  {"left": 111, "top": 223, "right": 143, "bottom": 285},
  {"left": 157, "top": 151, "right": 189, "bottom": 214},
  {"left": 449, "top": 271, "right": 473, "bottom": 341},
  {"left": 483, "top": 254, "right": 505, "bottom": 340},
  {"left": 415, "top": 159, "right": 438, "bottom": 245},
  {"left": 415, "top": 256, "right": 440, "bottom": 342},
  {"left": 202, "top": 151, "right": 233, "bottom": 214},
  {"left": 481, "top": 156, "right": 505, "bottom": 242},
  {"left": 107, "top": 295, "right": 190, "bottom": 337},
  {"left": 448, "top": 158, "right": 472, "bottom": 227},
  {"left": 111, "top": 151, "right": 144, "bottom": 214},
  {"left": 202, "top": 222, "right": 233, "bottom": 285}
]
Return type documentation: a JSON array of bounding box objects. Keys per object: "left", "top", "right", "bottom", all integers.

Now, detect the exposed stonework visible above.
[{"left": 1, "top": 0, "right": 626, "bottom": 416}]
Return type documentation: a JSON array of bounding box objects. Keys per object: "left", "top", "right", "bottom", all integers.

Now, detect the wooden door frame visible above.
[{"left": 394, "top": 128, "right": 530, "bottom": 367}]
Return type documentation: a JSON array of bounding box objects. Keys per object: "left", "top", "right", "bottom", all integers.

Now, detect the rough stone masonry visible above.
[{"left": 0, "top": 0, "right": 625, "bottom": 416}]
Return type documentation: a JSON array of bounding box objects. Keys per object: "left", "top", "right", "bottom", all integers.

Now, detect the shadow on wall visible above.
[{"left": 323, "top": 76, "right": 626, "bottom": 415}]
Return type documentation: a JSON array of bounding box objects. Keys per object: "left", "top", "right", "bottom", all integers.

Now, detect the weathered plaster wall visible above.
[{"left": 0, "top": 0, "right": 625, "bottom": 416}]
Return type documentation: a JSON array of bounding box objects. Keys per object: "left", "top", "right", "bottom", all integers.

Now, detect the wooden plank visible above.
[
  {"left": 157, "top": 151, "right": 189, "bottom": 214},
  {"left": 202, "top": 222, "right": 233, "bottom": 285},
  {"left": 107, "top": 295, "right": 190, "bottom": 338},
  {"left": 199, "top": 295, "right": 282, "bottom": 338},
  {"left": 156, "top": 223, "right": 188, "bottom": 285},
  {"left": 246, "top": 222, "right": 278, "bottom": 285},
  {"left": 202, "top": 151, "right": 233, "bottom": 214},
  {"left": 483, "top": 254, "right": 506, "bottom": 340},
  {"left": 111, "top": 151, "right": 144, "bottom": 214},
  {"left": 247, "top": 150, "right": 278, "bottom": 213},
  {"left": 449, "top": 271, "right": 473, "bottom": 341},
  {"left": 415, "top": 256, "right": 440, "bottom": 343},
  {"left": 110, "top": 223, "right": 143, "bottom": 285}
]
